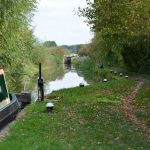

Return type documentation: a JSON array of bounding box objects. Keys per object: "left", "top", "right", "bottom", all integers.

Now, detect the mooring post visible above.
[{"left": 38, "top": 63, "right": 44, "bottom": 101}]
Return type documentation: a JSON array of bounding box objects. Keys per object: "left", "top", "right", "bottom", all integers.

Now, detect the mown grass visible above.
[
  {"left": 0, "top": 78, "right": 150, "bottom": 150},
  {"left": 132, "top": 83, "right": 150, "bottom": 128}
]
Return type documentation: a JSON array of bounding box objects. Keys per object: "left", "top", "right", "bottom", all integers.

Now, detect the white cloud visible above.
[{"left": 32, "top": 0, "right": 93, "bottom": 45}]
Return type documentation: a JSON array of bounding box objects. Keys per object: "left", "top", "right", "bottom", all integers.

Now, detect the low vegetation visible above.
[
  {"left": 74, "top": 57, "right": 123, "bottom": 82},
  {"left": 0, "top": 78, "right": 149, "bottom": 149}
]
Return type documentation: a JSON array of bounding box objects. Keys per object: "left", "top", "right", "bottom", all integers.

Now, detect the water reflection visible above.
[
  {"left": 45, "top": 70, "right": 88, "bottom": 95},
  {"left": 64, "top": 63, "right": 72, "bottom": 71}
]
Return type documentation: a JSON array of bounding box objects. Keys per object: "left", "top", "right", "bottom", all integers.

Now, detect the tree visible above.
[
  {"left": 79, "top": 0, "right": 150, "bottom": 72},
  {"left": 43, "top": 41, "right": 57, "bottom": 47},
  {"left": 0, "top": 0, "right": 37, "bottom": 85}
]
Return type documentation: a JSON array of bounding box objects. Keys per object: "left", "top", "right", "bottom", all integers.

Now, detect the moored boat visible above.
[{"left": 0, "top": 67, "right": 19, "bottom": 130}]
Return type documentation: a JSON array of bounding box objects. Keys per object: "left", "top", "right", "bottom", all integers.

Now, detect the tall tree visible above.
[
  {"left": 43, "top": 41, "right": 57, "bottom": 47},
  {"left": 0, "top": 0, "right": 37, "bottom": 84},
  {"left": 79, "top": 0, "right": 150, "bottom": 72}
]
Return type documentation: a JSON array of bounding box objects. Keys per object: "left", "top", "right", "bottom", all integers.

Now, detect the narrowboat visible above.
[{"left": 0, "top": 67, "right": 19, "bottom": 130}]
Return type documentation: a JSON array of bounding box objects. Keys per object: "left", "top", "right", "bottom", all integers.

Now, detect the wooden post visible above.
[{"left": 38, "top": 63, "right": 44, "bottom": 101}]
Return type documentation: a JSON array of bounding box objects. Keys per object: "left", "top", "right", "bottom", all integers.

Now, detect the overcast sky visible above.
[{"left": 32, "top": 0, "right": 93, "bottom": 45}]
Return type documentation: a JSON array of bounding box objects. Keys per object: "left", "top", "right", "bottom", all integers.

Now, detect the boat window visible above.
[
  {"left": 0, "top": 75, "right": 8, "bottom": 101},
  {"left": 0, "top": 86, "right": 2, "bottom": 93}
]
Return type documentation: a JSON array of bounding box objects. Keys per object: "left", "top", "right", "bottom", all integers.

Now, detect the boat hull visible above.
[{"left": 0, "top": 93, "right": 19, "bottom": 130}]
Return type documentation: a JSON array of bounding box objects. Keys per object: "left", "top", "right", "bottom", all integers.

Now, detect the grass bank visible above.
[
  {"left": 73, "top": 57, "right": 122, "bottom": 82},
  {"left": 0, "top": 78, "right": 149, "bottom": 149}
]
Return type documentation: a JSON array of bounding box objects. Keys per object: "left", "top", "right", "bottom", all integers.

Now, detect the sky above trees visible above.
[{"left": 32, "top": 0, "right": 93, "bottom": 45}]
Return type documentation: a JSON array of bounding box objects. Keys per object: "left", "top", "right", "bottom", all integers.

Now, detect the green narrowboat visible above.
[{"left": 0, "top": 67, "right": 19, "bottom": 130}]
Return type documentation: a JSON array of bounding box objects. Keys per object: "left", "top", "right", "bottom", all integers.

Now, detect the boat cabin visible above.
[
  {"left": 0, "top": 67, "right": 19, "bottom": 129},
  {"left": 0, "top": 67, "right": 10, "bottom": 108}
]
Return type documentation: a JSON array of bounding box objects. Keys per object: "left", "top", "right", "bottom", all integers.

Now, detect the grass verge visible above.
[{"left": 0, "top": 78, "right": 149, "bottom": 150}]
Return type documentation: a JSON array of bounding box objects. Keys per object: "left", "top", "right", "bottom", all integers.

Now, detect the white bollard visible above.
[
  {"left": 119, "top": 73, "right": 123, "bottom": 76},
  {"left": 46, "top": 102, "right": 54, "bottom": 112},
  {"left": 103, "top": 78, "right": 108, "bottom": 82},
  {"left": 125, "top": 75, "right": 129, "bottom": 78}
]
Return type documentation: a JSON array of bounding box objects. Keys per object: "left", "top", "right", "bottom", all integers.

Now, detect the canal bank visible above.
[{"left": 1, "top": 77, "right": 150, "bottom": 149}]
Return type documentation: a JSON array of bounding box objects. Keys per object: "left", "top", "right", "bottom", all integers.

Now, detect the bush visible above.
[{"left": 122, "top": 35, "right": 150, "bottom": 73}]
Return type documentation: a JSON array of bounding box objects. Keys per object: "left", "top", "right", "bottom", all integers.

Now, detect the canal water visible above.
[{"left": 29, "top": 64, "right": 88, "bottom": 100}]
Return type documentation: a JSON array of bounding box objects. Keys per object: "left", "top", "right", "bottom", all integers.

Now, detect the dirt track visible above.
[{"left": 121, "top": 81, "right": 150, "bottom": 137}]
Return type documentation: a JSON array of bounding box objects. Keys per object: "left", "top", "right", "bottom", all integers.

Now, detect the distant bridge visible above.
[{"left": 64, "top": 54, "right": 79, "bottom": 64}]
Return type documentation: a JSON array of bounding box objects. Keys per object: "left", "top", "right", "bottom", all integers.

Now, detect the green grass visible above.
[
  {"left": 132, "top": 83, "right": 150, "bottom": 128},
  {"left": 0, "top": 79, "right": 149, "bottom": 150},
  {"left": 74, "top": 57, "right": 125, "bottom": 83}
]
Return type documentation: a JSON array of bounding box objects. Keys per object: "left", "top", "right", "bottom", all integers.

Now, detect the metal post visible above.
[
  {"left": 39, "top": 63, "right": 41, "bottom": 79},
  {"left": 38, "top": 63, "right": 44, "bottom": 101}
]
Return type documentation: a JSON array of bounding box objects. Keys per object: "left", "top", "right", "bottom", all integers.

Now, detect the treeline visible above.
[
  {"left": 79, "top": 0, "right": 150, "bottom": 73},
  {"left": 60, "top": 44, "right": 84, "bottom": 53},
  {"left": 0, "top": 1, "right": 65, "bottom": 90},
  {"left": 43, "top": 41, "right": 57, "bottom": 47},
  {"left": 32, "top": 43, "right": 65, "bottom": 66},
  {"left": 0, "top": 0, "right": 37, "bottom": 79}
]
